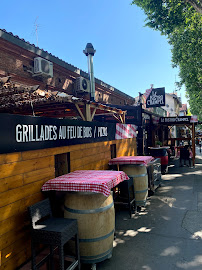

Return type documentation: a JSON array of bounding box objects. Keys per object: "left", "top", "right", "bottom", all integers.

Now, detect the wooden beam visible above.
[
  {"left": 75, "top": 104, "right": 86, "bottom": 121},
  {"left": 88, "top": 102, "right": 124, "bottom": 115},
  {"left": 84, "top": 104, "right": 91, "bottom": 121},
  {"left": 122, "top": 112, "right": 126, "bottom": 124},
  {"left": 90, "top": 107, "right": 97, "bottom": 121},
  {"left": 119, "top": 114, "right": 125, "bottom": 124},
  {"left": 185, "top": 124, "right": 192, "bottom": 131},
  {"left": 112, "top": 113, "right": 122, "bottom": 123},
  {"left": 119, "top": 115, "right": 123, "bottom": 124},
  {"left": 168, "top": 125, "right": 174, "bottom": 131}
]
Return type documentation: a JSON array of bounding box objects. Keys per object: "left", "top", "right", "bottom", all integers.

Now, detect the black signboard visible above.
[
  {"left": 0, "top": 114, "right": 116, "bottom": 154},
  {"left": 146, "top": 87, "right": 165, "bottom": 108},
  {"left": 159, "top": 116, "right": 191, "bottom": 125},
  {"left": 94, "top": 105, "right": 142, "bottom": 126}
]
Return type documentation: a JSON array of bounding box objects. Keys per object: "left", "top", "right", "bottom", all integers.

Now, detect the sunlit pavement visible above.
[{"left": 95, "top": 146, "right": 202, "bottom": 270}]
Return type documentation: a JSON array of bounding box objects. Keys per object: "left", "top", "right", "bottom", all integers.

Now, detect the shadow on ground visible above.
[{"left": 92, "top": 153, "right": 202, "bottom": 270}]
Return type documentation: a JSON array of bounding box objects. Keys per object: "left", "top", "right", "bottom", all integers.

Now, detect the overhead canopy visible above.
[
  {"left": 0, "top": 77, "right": 126, "bottom": 123},
  {"left": 159, "top": 116, "right": 198, "bottom": 125}
]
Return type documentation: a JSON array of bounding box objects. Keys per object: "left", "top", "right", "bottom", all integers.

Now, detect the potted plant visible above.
[{"left": 156, "top": 141, "right": 162, "bottom": 147}]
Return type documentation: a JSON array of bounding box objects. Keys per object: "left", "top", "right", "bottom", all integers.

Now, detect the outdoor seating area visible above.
[
  {"left": 0, "top": 113, "right": 199, "bottom": 270},
  {"left": 21, "top": 155, "right": 166, "bottom": 270},
  {"left": 39, "top": 170, "right": 130, "bottom": 268},
  {"left": 22, "top": 146, "right": 197, "bottom": 270},
  {"left": 17, "top": 146, "right": 202, "bottom": 270}
]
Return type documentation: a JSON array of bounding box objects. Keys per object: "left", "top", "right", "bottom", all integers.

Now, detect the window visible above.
[
  {"left": 55, "top": 152, "right": 70, "bottom": 177},
  {"left": 110, "top": 144, "right": 116, "bottom": 159}
]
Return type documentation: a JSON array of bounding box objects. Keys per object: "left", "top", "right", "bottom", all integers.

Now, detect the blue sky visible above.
[{"left": 1, "top": 0, "right": 187, "bottom": 104}]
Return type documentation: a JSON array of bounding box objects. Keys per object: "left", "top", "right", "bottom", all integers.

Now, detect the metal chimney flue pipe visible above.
[{"left": 83, "top": 43, "right": 96, "bottom": 101}]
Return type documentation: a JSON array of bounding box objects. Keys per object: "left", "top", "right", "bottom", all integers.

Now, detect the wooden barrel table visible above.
[
  {"left": 120, "top": 164, "right": 148, "bottom": 206},
  {"left": 64, "top": 191, "right": 115, "bottom": 264}
]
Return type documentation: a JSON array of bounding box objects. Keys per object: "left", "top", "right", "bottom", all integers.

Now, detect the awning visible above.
[{"left": 0, "top": 77, "right": 126, "bottom": 123}]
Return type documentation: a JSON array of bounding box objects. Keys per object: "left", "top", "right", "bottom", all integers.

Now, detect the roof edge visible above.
[{"left": 0, "top": 29, "right": 134, "bottom": 101}]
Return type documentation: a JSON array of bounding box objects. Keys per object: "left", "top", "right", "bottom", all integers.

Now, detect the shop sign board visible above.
[
  {"left": 0, "top": 114, "right": 118, "bottom": 154},
  {"left": 146, "top": 87, "right": 165, "bottom": 108},
  {"left": 159, "top": 116, "right": 191, "bottom": 125},
  {"left": 94, "top": 105, "right": 142, "bottom": 126}
]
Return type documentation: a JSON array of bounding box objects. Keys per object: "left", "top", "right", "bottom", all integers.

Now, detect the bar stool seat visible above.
[
  {"left": 113, "top": 177, "right": 136, "bottom": 218},
  {"left": 28, "top": 198, "right": 80, "bottom": 270}
]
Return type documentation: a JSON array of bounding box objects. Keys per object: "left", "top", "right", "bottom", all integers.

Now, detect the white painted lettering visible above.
[
  {"left": 45, "top": 126, "right": 50, "bottom": 140},
  {"left": 16, "top": 124, "right": 22, "bottom": 142},
  {"left": 53, "top": 126, "right": 57, "bottom": 140},
  {"left": 35, "top": 125, "right": 40, "bottom": 141},
  {"left": 98, "top": 127, "right": 108, "bottom": 137},
  {"left": 40, "top": 125, "right": 45, "bottom": 140},
  {"left": 22, "top": 125, "right": 29, "bottom": 142}
]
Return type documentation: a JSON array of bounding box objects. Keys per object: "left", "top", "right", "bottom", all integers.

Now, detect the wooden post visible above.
[
  {"left": 90, "top": 107, "right": 97, "bottom": 121},
  {"left": 75, "top": 104, "right": 86, "bottom": 121},
  {"left": 122, "top": 112, "right": 126, "bottom": 124},
  {"left": 84, "top": 104, "right": 91, "bottom": 121},
  {"left": 192, "top": 123, "right": 195, "bottom": 166}
]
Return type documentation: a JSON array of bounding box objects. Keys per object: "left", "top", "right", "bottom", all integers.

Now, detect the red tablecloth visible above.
[
  {"left": 41, "top": 170, "right": 129, "bottom": 197},
  {"left": 108, "top": 156, "right": 154, "bottom": 166}
]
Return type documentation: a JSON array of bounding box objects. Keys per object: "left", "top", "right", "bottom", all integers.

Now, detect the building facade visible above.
[
  {"left": 162, "top": 92, "right": 182, "bottom": 138},
  {"left": 162, "top": 92, "right": 181, "bottom": 117},
  {"left": 0, "top": 29, "right": 135, "bottom": 111}
]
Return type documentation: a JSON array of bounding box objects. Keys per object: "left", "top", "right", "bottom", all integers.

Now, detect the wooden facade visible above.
[
  {"left": 0, "top": 138, "right": 137, "bottom": 270},
  {"left": 0, "top": 29, "right": 138, "bottom": 269}
]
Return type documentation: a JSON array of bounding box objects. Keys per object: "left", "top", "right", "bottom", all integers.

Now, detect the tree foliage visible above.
[
  {"left": 132, "top": 0, "right": 202, "bottom": 121},
  {"left": 186, "top": 0, "right": 202, "bottom": 13}
]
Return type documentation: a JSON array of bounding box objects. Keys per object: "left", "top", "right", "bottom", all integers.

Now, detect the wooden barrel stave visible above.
[
  {"left": 120, "top": 164, "right": 148, "bottom": 206},
  {"left": 64, "top": 192, "right": 115, "bottom": 263}
]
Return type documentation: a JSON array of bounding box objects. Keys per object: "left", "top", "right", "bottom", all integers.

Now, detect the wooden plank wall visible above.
[{"left": 0, "top": 138, "right": 136, "bottom": 270}]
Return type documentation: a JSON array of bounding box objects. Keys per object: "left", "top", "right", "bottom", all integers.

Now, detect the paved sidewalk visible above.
[{"left": 95, "top": 147, "right": 202, "bottom": 270}]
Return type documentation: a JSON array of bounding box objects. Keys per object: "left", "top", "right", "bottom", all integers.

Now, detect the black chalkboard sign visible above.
[
  {"left": 146, "top": 88, "right": 165, "bottom": 108},
  {"left": 0, "top": 114, "right": 116, "bottom": 154}
]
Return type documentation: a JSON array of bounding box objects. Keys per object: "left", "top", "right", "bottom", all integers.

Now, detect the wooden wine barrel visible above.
[
  {"left": 120, "top": 164, "right": 148, "bottom": 206},
  {"left": 64, "top": 192, "right": 115, "bottom": 264}
]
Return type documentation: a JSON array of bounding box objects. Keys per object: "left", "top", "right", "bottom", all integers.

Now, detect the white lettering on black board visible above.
[
  {"left": 147, "top": 91, "right": 164, "bottom": 106},
  {"left": 15, "top": 124, "right": 108, "bottom": 143},
  {"left": 98, "top": 127, "right": 108, "bottom": 137}
]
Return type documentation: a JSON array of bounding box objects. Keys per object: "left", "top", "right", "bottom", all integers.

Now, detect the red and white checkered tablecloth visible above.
[
  {"left": 41, "top": 170, "right": 129, "bottom": 197},
  {"left": 109, "top": 156, "right": 154, "bottom": 166}
]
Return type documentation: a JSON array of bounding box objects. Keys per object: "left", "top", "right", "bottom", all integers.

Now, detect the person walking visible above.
[{"left": 187, "top": 145, "right": 193, "bottom": 167}]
